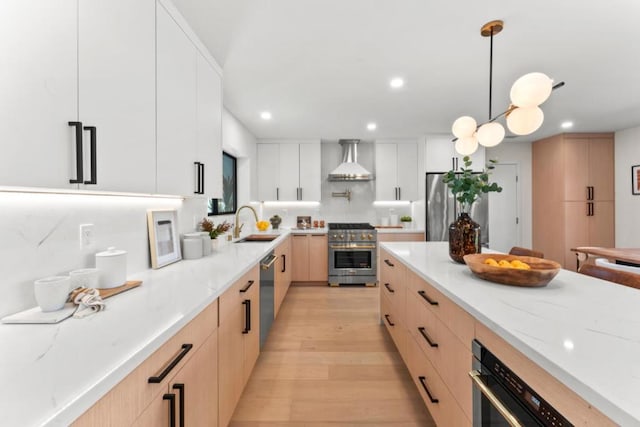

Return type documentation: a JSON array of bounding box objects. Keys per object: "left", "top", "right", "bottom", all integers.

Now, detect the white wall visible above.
[
  {"left": 615, "top": 126, "right": 640, "bottom": 247},
  {"left": 486, "top": 141, "right": 533, "bottom": 249}
]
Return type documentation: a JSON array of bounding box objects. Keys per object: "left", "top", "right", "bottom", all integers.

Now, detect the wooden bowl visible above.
[{"left": 463, "top": 254, "right": 561, "bottom": 287}]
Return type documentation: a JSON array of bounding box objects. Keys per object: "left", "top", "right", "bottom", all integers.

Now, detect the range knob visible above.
[
  {"left": 361, "top": 233, "right": 366, "bottom": 239},
  {"left": 368, "top": 234, "right": 373, "bottom": 239},
  {"left": 339, "top": 234, "right": 344, "bottom": 240}
]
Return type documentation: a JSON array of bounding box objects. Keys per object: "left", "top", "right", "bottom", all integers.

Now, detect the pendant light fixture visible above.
[{"left": 451, "top": 20, "right": 565, "bottom": 155}]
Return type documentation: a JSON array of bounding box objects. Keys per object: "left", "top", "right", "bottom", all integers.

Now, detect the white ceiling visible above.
[{"left": 173, "top": 0, "right": 640, "bottom": 142}]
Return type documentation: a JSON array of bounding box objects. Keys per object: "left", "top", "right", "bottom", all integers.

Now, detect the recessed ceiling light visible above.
[
  {"left": 390, "top": 77, "right": 404, "bottom": 89},
  {"left": 561, "top": 121, "right": 573, "bottom": 129},
  {"left": 367, "top": 122, "right": 377, "bottom": 131},
  {"left": 260, "top": 111, "right": 272, "bottom": 120}
]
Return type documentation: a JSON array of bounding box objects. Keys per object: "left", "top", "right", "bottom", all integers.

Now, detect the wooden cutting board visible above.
[{"left": 97, "top": 280, "right": 142, "bottom": 299}]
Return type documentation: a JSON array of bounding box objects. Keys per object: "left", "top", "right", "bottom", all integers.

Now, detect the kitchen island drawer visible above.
[
  {"left": 380, "top": 249, "right": 407, "bottom": 315},
  {"left": 381, "top": 290, "right": 407, "bottom": 361},
  {"left": 408, "top": 271, "right": 474, "bottom": 350}
]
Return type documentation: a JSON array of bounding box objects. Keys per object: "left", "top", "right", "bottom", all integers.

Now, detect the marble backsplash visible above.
[{"left": 0, "top": 192, "right": 207, "bottom": 318}]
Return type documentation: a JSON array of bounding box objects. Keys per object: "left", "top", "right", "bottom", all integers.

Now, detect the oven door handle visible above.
[
  {"left": 329, "top": 244, "right": 377, "bottom": 249},
  {"left": 469, "top": 370, "right": 524, "bottom": 427}
]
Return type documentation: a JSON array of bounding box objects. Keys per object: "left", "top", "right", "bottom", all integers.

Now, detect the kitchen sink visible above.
[{"left": 235, "top": 234, "right": 279, "bottom": 243}]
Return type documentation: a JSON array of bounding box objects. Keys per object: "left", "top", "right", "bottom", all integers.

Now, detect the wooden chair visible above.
[
  {"left": 509, "top": 246, "right": 544, "bottom": 258},
  {"left": 578, "top": 263, "right": 640, "bottom": 290}
]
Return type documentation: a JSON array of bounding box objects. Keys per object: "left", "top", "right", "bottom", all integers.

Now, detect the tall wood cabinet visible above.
[{"left": 532, "top": 133, "right": 614, "bottom": 270}]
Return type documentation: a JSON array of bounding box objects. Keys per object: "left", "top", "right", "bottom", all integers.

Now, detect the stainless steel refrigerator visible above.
[{"left": 425, "top": 172, "right": 489, "bottom": 246}]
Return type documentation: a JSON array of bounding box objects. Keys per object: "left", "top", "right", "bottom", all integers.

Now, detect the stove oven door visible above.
[{"left": 328, "top": 243, "right": 377, "bottom": 277}]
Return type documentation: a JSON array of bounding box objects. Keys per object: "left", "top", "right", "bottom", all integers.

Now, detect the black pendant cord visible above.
[{"left": 489, "top": 26, "right": 494, "bottom": 120}]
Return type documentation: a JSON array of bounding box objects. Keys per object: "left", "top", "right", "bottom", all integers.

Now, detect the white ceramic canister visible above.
[
  {"left": 95, "top": 247, "right": 127, "bottom": 289},
  {"left": 198, "top": 232, "right": 212, "bottom": 256},
  {"left": 182, "top": 233, "right": 203, "bottom": 259}
]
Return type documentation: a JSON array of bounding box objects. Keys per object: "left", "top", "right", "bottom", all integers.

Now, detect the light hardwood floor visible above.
[{"left": 230, "top": 284, "right": 435, "bottom": 426}]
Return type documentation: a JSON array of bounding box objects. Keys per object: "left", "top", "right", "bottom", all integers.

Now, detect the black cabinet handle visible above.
[
  {"left": 384, "top": 283, "right": 395, "bottom": 293},
  {"left": 591, "top": 186, "right": 594, "bottom": 200},
  {"left": 68, "top": 121, "right": 84, "bottom": 184},
  {"left": 418, "top": 327, "right": 439, "bottom": 348},
  {"left": 242, "top": 299, "right": 251, "bottom": 334},
  {"left": 418, "top": 290, "right": 439, "bottom": 306},
  {"left": 398, "top": 187, "right": 401, "bottom": 200},
  {"left": 163, "top": 393, "right": 176, "bottom": 427},
  {"left": 239, "top": 280, "right": 255, "bottom": 293},
  {"left": 418, "top": 376, "right": 439, "bottom": 403},
  {"left": 384, "top": 314, "right": 395, "bottom": 326},
  {"left": 200, "top": 162, "right": 205, "bottom": 194},
  {"left": 194, "top": 162, "right": 201, "bottom": 194},
  {"left": 276, "top": 187, "right": 279, "bottom": 200},
  {"left": 172, "top": 383, "right": 185, "bottom": 427},
  {"left": 282, "top": 254, "right": 286, "bottom": 273},
  {"left": 384, "top": 259, "right": 395, "bottom": 267},
  {"left": 148, "top": 344, "right": 193, "bottom": 383},
  {"left": 83, "top": 126, "right": 97, "bottom": 185},
  {"left": 299, "top": 187, "right": 302, "bottom": 200}
]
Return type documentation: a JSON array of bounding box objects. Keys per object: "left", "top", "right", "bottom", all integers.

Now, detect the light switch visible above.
[{"left": 80, "top": 224, "right": 95, "bottom": 249}]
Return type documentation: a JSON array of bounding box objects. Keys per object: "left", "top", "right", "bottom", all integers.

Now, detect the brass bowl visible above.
[{"left": 463, "top": 254, "right": 561, "bottom": 288}]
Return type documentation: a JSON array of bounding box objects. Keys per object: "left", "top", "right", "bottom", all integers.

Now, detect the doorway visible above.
[{"left": 488, "top": 163, "right": 519, "bottom": 253}]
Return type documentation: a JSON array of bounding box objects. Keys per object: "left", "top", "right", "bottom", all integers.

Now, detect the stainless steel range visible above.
[{"left": 328, "top": 223, "right": 377, "bottom": 287}]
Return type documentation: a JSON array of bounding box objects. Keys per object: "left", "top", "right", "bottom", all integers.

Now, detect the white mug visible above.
[
  {"left": 69, "top": 268, "right": 100, "bottom": 289},
  {"left": 34, "top": 276, "right": 70, "bottom": 312}
]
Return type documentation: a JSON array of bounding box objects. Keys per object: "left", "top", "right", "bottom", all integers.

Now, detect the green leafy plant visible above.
[
  {"left": 442, "top": 156, "right": 502, "bottom": 213},
  {"left": 400, "top": 215, "right": 412, "bottom": 222},
  {"left": 200, "top": 218, "right": 232, "bottom": 239}
]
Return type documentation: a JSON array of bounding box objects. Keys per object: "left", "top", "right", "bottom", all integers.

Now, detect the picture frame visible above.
[
  {"left": 633, "top": 165, "right": 640, "bottom": 195},
  {"left": 147, "top": 209, "right": 181, "bottom": 269}
]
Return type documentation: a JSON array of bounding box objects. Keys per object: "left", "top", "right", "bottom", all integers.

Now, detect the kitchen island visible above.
[
  {"left": 0, "top": 230, "right": 291, "bottom": 426},
  {"left": 381, "top": 241, "right": 640, "bottom": 426}
]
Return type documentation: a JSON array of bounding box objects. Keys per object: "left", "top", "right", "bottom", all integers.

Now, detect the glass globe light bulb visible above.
[
  {"left": 510, "top": 72, "right": 553, "bottom": 108},
  {"left": 477, "top": 122, "right": 505, "bottom": 147},
  {"left": 455, "top": 134, "right": 479, "bottom": 155},
  {"left": 506, "top": 106, "right": 544, "bottom": 135},
  {"left": 452, "top": 116, "right": 477, "bottom": 139}
]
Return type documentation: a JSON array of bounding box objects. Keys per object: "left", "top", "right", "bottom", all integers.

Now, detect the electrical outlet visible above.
[{"left": 80, "top": 224, "right": 95, "bottom": 249}]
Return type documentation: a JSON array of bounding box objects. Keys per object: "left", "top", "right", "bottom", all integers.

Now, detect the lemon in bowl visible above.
[{"left": 256, "top": 220, "right": 270, "bottom": 231}]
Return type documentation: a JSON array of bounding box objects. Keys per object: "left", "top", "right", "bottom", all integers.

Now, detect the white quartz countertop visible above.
[
  {"left": 287, "top": 227, "right": 328, "bottom": 234},
  {"left": 0, "top": 230, "right": 290, "bottom": 427},
  {"left": 381, "top": 241, "right": 640, "bottom": 426}
]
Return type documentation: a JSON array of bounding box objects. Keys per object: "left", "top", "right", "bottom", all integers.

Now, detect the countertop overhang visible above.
[{"left": 380, "top": 241, "right": 640, "bottom": 426}]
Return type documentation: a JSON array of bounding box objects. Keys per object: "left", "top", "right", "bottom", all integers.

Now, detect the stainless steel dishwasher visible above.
[{"left": 259, "top": 251, "right": 277, "bottom": 348}]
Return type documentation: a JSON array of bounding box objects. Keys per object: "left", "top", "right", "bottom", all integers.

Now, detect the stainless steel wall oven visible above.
[{"left": 328, "top": 223, "right": 377, "bottom": 286}]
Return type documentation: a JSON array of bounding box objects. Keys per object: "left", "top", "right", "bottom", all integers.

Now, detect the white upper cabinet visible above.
[
  {"left": 196, "top": 54, "right": 223, "bottom": 199},
  {"left": 375, "top": 141, "right": 418, "bottom": 201},
  {"left": 0, "top": 1, "right": 78, "bottom": 189},
  {"left": 425, "top": 136, "right": 486, "bottom": 172},
  {"left": 298, "top": 143, "right": 322, "bottom": 201},
  {"left": 257, "top": 141, "right": 322, "bottom": 201},
  {"left": 0, "top": 0, "right": 157, "bottom": 192},
  {"left": 156, "top": 3, "right": 198, "bottom": 196},
  {"left": 78, "top": 0, "right": 156, "bottom": 193},
  {"left": 156, "top": 2, "right": 223, "bottom": 197}
]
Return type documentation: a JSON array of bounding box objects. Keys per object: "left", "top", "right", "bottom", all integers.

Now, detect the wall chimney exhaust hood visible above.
[{"left": 328, "top": 139, "right": 374, "bottom": 181}]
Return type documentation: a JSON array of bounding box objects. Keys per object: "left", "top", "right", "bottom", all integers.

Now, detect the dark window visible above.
[{"left": 208, "top": 152, "right": 237, "bottom": 215}]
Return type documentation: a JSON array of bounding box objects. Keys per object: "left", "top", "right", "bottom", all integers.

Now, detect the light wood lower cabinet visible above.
[
  {"left": 218, "top": 265, "right": 260, "bottom": 427},
  {"left": 133, "top": 330, "right": 219, "bottom": 426},
  {"left": 275, "top": 236, "right": 292, "bottom": 317},
  {"left": 73, "top": 302, "right": 218, "bottom": 426},
  {"left": 291, "top": 233, "right": 328, "bottom": 282}
]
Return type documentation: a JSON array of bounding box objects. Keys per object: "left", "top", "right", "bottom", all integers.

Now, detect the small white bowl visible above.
[
  {"left": 34, "top": 276, "right": 70, "bottom": 312},
  {"left": 69, "top": 268, "right": 100, "bottom": 289}
]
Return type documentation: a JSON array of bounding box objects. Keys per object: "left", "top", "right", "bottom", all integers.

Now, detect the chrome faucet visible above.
[{"left": 233, "top": 205, "right": 259, "bottom": 238}]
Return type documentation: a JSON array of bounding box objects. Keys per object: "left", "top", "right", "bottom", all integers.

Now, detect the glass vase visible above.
[{"left": 448, "top": 212, "right": 481, "bottom": 263}]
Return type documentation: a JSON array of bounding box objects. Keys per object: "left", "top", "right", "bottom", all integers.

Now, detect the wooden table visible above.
[{"left": 571, "top": 247, "right": 640, "bottom": 269}]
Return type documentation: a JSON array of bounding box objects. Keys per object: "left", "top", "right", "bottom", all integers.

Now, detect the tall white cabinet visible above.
[
  {"left": 156, "top": 2, "right": 222, "bottom": 198},
  {"left": 375, "top": 141, "right": 418, "bottom": 201},
  {"left": 257, "top": 142, "right": 321, "bottom": 201}
]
